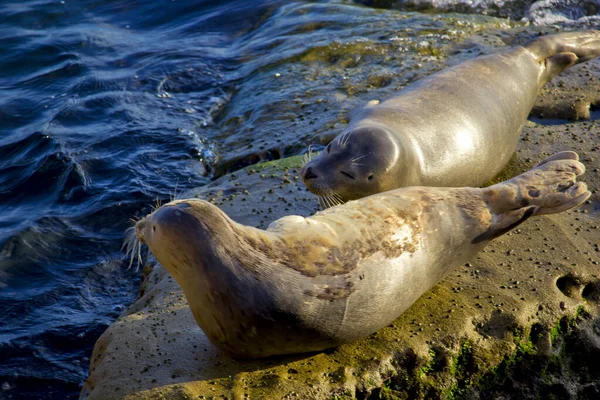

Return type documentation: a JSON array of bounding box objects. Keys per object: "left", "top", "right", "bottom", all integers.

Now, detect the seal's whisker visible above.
[
  {"left": 136, "top": 241, "right": 143, "bottom": 272},
  {"left": 152, "top": 197, "right": 163, "bottom": 211},
  {"left": 302, "top": 153, "right": 310, "bottom": 167},
  {"left": 320, "top": 195, "right": 328, "bottom": 209},
  {"left": 331, "top": 192, "right": 344, "bottom": 206},
  {"left": 130, "top": 242, "right": 138, "bottom": 270},
  {"left": 321, "top": 193, "right": 342, "bottom": 209},
  {"left": 302, "top": 145, "right": 315, "bottom": 166},
  {"left": 121, "top": 228, "right": 136, "bottom": 267},
  {"left": 340, "top": 130, "right": 354, "bottom": 147},
  {"left": 121, "top": 227, "right": 134, "bottom": 251},
  {"left": 351, "top": 154, "right": 368, "bottom": 163},
  {"left": 317, "top": 196, "right": 326, "bottom": 210},
  {"left": 122, "top": 226, "right": 145, "bottom": 272},
  {"left": 320, "top": 195, "right": 334, "bottom": 210},
  {"left": 170, "top": 180, "right": 181, "bottom": 202},
  {"left": 346, "top": 130, "right": 354, "bottom": 145},
  {"left": 329, "top": 197, "right": 337, "bottom": 208}
]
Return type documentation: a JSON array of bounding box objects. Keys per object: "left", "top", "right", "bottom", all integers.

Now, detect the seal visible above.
[
  {"left": 130, "top": 152, "right": 589, "bottom": 358},
  {"left": 301, "top": 31, "right": 600, "bottom": 207}
]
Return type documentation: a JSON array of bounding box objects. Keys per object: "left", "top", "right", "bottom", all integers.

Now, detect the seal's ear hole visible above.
[
  {"left": 326, "top": 144, "right": 331, "bottom": 154},
  {"left": 153, "top": 225, "right": 156, "bottom": 232},
  {"left": 368, "top": 174, "right": 374, "bottom": 181}
]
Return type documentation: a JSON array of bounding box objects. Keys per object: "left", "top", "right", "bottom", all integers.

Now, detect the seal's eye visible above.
[
  {"left": 368, "top": 175, "right": 374, "bottom": 181},
  {"left": 326, "top": 144, "right": 331, "bottom": 154},
  {"left": 340, "top": 171, "right": 355, "bottom": 180},
  {"left": 152, "top": 225, "right": 156, "bottom": 232}
]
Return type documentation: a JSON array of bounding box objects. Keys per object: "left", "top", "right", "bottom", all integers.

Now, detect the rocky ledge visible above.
[{"left": 80, "top": 51, "right": 600, "bottom": 400}]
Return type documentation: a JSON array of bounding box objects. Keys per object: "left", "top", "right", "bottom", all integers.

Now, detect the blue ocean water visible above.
[
  {"left": 0, "top": 0, "right": 280, "bottom": 398},
  {"left": 1, "top": 0, "right": 598, "bottom": 399}
]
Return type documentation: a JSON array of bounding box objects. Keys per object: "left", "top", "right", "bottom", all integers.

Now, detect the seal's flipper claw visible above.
[
  {"left": 535, "top": 151, "right": 579, "bottom": 167},
  {"left": 515, "top": 158, "right": 585, "bottom": 185},
  {"left": 534, "top": 183, "right": 591, "bottom": 215}
]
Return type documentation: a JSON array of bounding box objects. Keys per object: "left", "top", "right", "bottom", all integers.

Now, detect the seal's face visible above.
[
  {"left": 134, "top": 201, "right": 217, "bottom": 279},
  {"left": 301, "top": 126, "right": 401, "bottom": 206}
]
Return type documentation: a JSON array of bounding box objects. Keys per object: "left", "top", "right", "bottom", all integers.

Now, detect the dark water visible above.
[
  {"left": 0, "top": 1, "right": 597, "bottom": 399},
  {"left": 0, "top": 1, "right": 277, "bottom": 398}
]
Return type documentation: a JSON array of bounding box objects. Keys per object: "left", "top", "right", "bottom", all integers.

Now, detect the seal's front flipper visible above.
[{"left": 472, "top": 206, "right": 538, "bottom": 244}]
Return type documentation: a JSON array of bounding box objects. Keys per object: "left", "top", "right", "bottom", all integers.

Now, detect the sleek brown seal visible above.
[
  {"left": 301, "top": 31, "right": 600, "bottom": 207},
  {"left": 129, "top": 152, "right": 589, "bottom": 358}
]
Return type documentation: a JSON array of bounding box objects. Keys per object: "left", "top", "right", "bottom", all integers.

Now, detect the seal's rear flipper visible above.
[
  {"left": 534, "top": 150, "right": 579, "bottom": 166},
  {"left": 472, "top": 206, "right": 538, "bottom": 244},
  {"left": 524, "top": 30, "right": 600, "bottom": 82},
  {"left": 544, "top": 53, "right": 578, "bottom": 80},
  {"left": 483, "top": 152, "right": 590, "bottom": 217}
]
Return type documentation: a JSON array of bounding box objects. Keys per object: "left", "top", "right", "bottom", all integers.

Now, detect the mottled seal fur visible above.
[
  {"left": 132, "top": 152, "right": 589, "bottom": 358},
  {"left": 301, "top": 31, "right": 600, "bottom": 206}
]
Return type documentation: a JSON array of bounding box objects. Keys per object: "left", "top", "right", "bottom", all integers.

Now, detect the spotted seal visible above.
[
  {"left": 129, "top": 152, "right": 589, "bottom": 358},
  {"left": 301, "top": 31, "right": 600, "bottom": 207}
]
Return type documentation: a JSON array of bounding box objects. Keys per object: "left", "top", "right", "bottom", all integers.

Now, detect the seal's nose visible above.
[
  {"left": 303, "top": 166, "right": 318, "bottom": 180},
  {"left": 134, "top": 218, "right": 148, "bottom": 244}
]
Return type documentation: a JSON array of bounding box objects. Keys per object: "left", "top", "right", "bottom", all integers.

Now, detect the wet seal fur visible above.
[
  {"left": 131, "top": 152, "right": 589, "bottom": 358},
  {"left": 301, "top": 31, "right": 600, "bottom": 207}
]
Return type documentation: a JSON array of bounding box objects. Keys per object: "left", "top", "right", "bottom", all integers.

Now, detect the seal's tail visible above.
[
  {"left": 474, "top": 152, "right": 590, "bottom": 243},
  {"left": 524, "top": 30, "right": 600, "bottom": 83}
]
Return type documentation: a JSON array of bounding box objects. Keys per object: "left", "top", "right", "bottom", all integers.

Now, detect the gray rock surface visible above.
[
  {"left": 80, "top": 26, "right": 600, "bottom": 400},
  {"left": 354, "top": 0, "right": 600, "bottom": 25}
]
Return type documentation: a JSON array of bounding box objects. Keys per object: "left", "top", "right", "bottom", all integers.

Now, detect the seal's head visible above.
[
  {"left": 301, "top": 126, "right": 405, "bottom": 206},
  {"left": 132, "top": 200, "right": 233, "bottom": 281}
]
